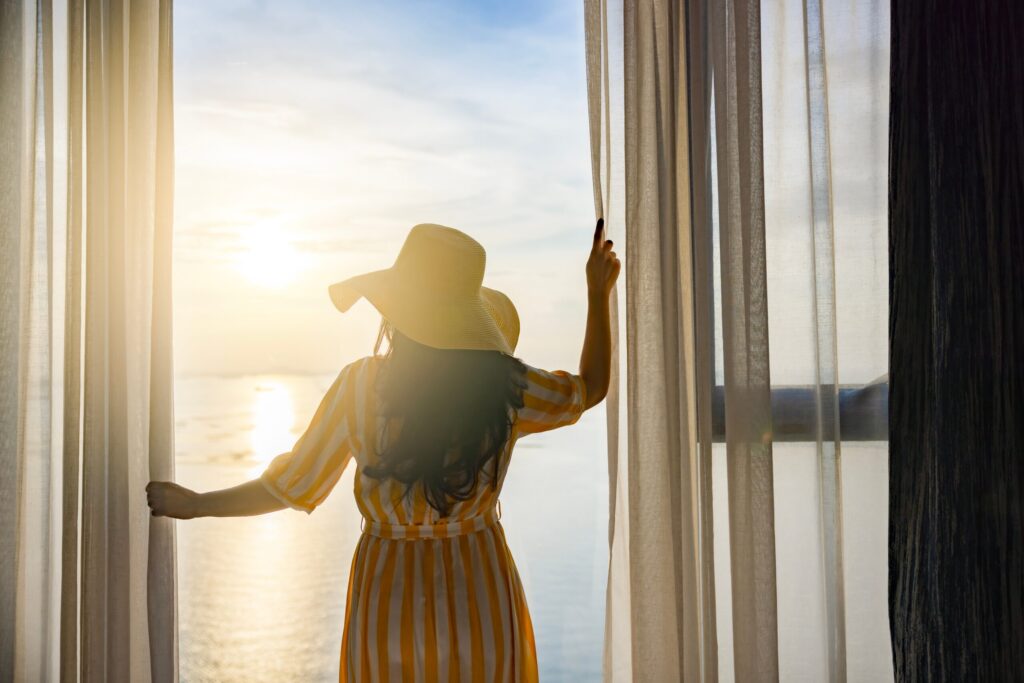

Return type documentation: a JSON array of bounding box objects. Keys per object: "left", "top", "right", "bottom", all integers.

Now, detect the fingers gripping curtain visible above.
[{"left": 0, "top": 1, "right": 177, "bottom": 681}]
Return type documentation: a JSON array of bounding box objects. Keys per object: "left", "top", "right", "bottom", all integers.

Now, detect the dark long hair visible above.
[{"left": 364, "top": 322, "right": 527, "bottom": 517}]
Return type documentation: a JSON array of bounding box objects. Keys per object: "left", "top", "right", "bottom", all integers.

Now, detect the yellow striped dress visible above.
[{"left": 259, "top": 355, "right": 587, "bottom": 682}]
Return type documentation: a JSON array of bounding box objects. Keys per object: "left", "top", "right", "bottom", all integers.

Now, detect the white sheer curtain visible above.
[
  {"left": 586, "top": 0, "right": 890, "bottom": 680},
  {"left": 0, "top": 1, "right": 176, "bottom": 680},
  {"left": 587, "top": 0, "right": 712, "bottom": 679}
]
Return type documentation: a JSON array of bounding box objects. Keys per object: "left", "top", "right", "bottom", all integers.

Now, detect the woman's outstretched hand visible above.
[
  {"left": 147, "top": 481, "right": 201, "bottom": 519},
  {"left": 148, "top": 478, "right": 285, "bottom": 518},
  {"left": 586, "top": 218, "right": 621, "bottom": 297}
]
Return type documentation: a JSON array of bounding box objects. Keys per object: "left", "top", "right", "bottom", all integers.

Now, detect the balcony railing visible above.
[{"left": 710, "top": 377, "right": 888, "bottom": 442}]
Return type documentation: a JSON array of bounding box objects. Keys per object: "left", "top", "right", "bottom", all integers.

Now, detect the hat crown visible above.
[
  {"left": 393, "top": 224, "right": 486, "bottom": 296},
  {"left": 328, "top": 223, "right": 517, "bottom": 353}
]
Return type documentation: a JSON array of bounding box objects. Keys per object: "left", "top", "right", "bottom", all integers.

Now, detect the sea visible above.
[
  {"left": 174, "top": 374, "right": 609, "bottom": 682},
  {"left": 173, "top": 374, "right": 893, "bottom": 682}
]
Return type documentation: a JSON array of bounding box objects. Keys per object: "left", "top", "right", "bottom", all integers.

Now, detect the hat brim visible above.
[{"left": 328, "top": 269, "right": 518, "bottom": 354}]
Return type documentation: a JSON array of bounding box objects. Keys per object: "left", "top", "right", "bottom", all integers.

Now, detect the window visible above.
[
  {"left": 173, "top": 1, "right": 606, "bottom": 680},
  {"left": 706, "top": 1, "right": 890, "bottom": 678}
]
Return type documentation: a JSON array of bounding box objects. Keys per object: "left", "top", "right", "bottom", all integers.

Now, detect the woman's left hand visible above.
[{"left": 147, "top": 481, "right": 202, "bottom": 519}]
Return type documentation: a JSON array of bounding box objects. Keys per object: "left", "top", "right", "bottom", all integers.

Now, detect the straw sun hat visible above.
[{"left": 328, "top": 224, "right": 520, "bottom": 355}]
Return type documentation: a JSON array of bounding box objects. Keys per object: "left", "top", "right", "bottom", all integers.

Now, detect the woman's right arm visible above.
[
  {"left": 147, "top": 478, "right": 285, "bottom": 519},
  {"left": 579, "top": 218, "right": 620, "bottom": 409}
]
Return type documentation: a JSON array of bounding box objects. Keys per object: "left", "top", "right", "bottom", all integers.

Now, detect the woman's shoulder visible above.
[
  {"left": 517, "top": 362, "right": 585, "bottom": 401},
  {"left": 341, "top": 354, "right": 383, "bottom": 371},
  {"left": 518, "top": 361, "right": 577, "bottom": 384},
  {"left": 334, "top": 355, "right": 384, "bottom": 389},
  {"left": 513, "top": 361, "right": 587, "bottom": 434}
]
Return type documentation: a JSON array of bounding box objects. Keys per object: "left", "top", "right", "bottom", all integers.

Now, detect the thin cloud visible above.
[{"left": 173, "top": 0, "right": 594, "bottom": 374}]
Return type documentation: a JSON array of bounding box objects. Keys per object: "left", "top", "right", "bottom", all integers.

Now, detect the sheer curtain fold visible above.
[
  {"left": 586, "top": 2, "right": 634, "bottom": 681},
  {"left": 61, "top": 1, "right": 85, "bottom": 677},
  {"left": 623, "top": 0, "right": 703, "bottom": 678},
  {"left": 799, "top": 0, "right": 846, "bottom": 677},
  {"left": 2, "top": 3, "right": 62, "bottom": 679},
  {"left": 1, "top": 0, "right": 176, "bottom": 680},
  {"left": 707, "top": 0, "right": 779, "bottom": 678}
]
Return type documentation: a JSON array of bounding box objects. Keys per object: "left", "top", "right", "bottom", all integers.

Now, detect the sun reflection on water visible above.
[{"left": 250, "top": 380, "right": 297, "bottom": 468}]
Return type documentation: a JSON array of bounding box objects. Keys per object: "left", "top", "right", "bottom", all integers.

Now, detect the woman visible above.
[{"left": 147, "top": 220, "right": 619, "bottom": 681}]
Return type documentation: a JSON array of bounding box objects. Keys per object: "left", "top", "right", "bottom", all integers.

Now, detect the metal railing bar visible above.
[{"left": 710, "top": 382, "right": 888, "bottom": 442}]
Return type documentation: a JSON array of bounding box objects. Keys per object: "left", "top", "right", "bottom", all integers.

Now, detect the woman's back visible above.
[
  {"left": 261, "top": 354, "right": 587, "bottom": 527},
  {"left": 257, "top": 354, "right": 587, "bottom": 681}
]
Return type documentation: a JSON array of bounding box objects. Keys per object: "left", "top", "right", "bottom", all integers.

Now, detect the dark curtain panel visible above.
[{"left": 888, "top": 0, "right": 1024, "bottom": 680}]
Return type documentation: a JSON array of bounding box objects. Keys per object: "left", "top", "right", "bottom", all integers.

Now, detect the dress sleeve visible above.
[
  {"left": 259, "top": 359, "right": 364, "bottom": 513},
  {"left": 514, "top": 364, "right": 589, "bottom": 436}
]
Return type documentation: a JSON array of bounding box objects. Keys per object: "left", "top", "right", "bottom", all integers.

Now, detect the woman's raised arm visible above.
[{"left": 579, "top": 218, "right": 620, "bottom": 409}]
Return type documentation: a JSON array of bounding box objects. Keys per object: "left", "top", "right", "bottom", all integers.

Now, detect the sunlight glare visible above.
[
  {"left": 250, "top": 380, "right": 297, "bottom": 465},
  {"left": 235, "top": 225, "right": 307, "bottom": 288}
]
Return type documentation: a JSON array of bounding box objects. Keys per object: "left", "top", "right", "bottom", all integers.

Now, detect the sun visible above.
[{"left": 234, "top": 225, "right": 307, "bottom": 288}]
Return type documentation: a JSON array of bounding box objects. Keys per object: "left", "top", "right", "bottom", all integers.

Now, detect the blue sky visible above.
[{"left": 173, "top": 0, "right": 595, "bottom": 375}]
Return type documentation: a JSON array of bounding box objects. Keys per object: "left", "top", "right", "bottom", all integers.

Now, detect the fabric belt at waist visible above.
[{"left": 361, "top": 503, "right": 501, "bottom": 540}]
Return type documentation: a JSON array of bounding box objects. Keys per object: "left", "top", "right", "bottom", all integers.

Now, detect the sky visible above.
[
  {"left": 173, "top": 0, "right": 594, "bottom": 376},
  {"left": 172, "top": 0, "right": 889, "bottom": 385}
]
